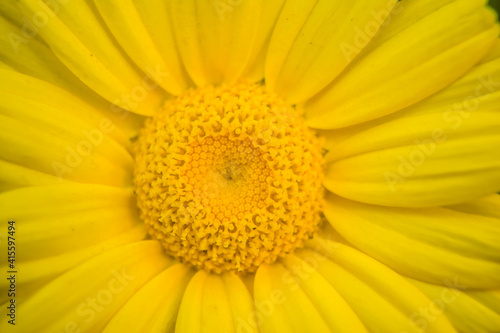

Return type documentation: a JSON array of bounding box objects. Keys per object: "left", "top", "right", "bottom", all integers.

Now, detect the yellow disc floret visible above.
[{"left": 134, "top": 82, "right": 324, "bottom": 273}]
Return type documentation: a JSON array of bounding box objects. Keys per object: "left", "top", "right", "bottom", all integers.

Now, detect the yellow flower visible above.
[{"left": 1, "top": 0, "right": 500, "bottom": 332}]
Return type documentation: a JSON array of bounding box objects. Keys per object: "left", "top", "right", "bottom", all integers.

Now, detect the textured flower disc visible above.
[{"left": 134, "top": 82, "right": 324, "bottom": 273}]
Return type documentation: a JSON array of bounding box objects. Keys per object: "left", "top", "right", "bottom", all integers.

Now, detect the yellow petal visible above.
[
  {"left": 0, "top": 184, "right": 146, "bottom": 286},
  {"left": 253, "top": 264, "right": 294, "bottom": 333},
  {"left": 0, "top": 7, "right": 102, "bottom": 108},
  {"left": 321, "top": 41, "right": 500, "bottom": 207},
  {"left": 447, "top": 194, "right": 500, "bottom": 219},
  {"left": 0, "top": 18, "right": 144, "bottom": 137},
  {"left": 176, "top": 271, "right": 257, "bottom": 333},
  {"left": 175, "top": 271, "right": 206, "bottom": 333},
  {"left": 13, "top": 0, "right": 168, "bottom": 116},
  {"left": 0, "top": 61, "right": 11, "bottom": 69},
  {"left": 479, "top": 38, "right": 500, "bottom": 64},
  {"left": 176, "top": 272, "right": 222, "bottom": 333},
  {"left": 94, "top": 0, "right": 190, "bottom": 95},
  {"left": 0, "top": 71, "right": 135, "bottom": 187},
  {"left": 254, "top": 263, "right": 331, "bottom": 333},
  {"left": 0, "top": 12, "right": 144, "bottom": 137},
  {"left": 3, "top": 224, "right": 146, "bottom": 291},
  {"left": 265, "top": 0, "right": 397, "bottom": 104},
  {"left": 240, "top": 0, "right": 286, "bottom": 82},
  {"left": 324, "top": 194, "right": 500, "bottom": 289},
  {"left": 305, "top": 0, "right": 498, "bottom": 128},
  {"left": 0, "top": 241, "right": 172, "bottom": 333},
  {"left": 0, "top": 278, "right": 50, "bottom": 307},
  {"left": 466, "top": 289, "right": 500, "bottom": 315},
  {"left": 169, "top": 0, "right": 261, "bottom": 86},
  {"left": 323, "top": 110, "right": 500, "bottom": 207},
  {"left": 280, "top": 254, "right": 368, "bottom": 332},
  {"left": 411, "top": 279, "right": 500, "bottom": 333},
  {"left": 221, "top": 273, "right": 259, "bottom": 333},
  {"left": 0, "top": 114, "right": 132, "bottom": 187},
  {"left": 318, "top": 36, "right": 500, "bottom": 155},
  {"left": 399, "top": 48, "right": 500, "bottom": 119},
  {"left": 302, "top": 241, "right": 457, "bottom": 333},
  {"left": 103, "top": 263, "right": 194, "bottom": 333},
  {"left": 0, "top": 184, "right": 139, "bottom": 261},
  {"left": 0, "top": 160, "right": 62, "bottom": 191},
  {"left": 133, "top": 0, "right": 193, "bottom": 88},
  {"left": 0, "top": 68, "right": 132, "bottom": 149}
]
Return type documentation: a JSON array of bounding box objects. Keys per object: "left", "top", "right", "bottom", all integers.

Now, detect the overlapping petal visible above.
[
  {"left": 0, "top": 241, "right": 172, "bottom": 333},
  {"left": 176, "top": 271, "right": 258, "bottom": 333},
  {"left": 0, "top": 3, "right": 109, "bottom": 111},
  {"left": 324, "top": 194, "right": 500, "bottom": 289},
  {"left": 295, "top": 241, "right": 457, "bottom": 333},
  {"left": 265, "top": 0, "right": 397, "bottom": 104},
  {"left": 254, "top": 259, "right": 366, "bottom": 333},
  {"left": 94, "top": 0, "right": 191, "bottom": 95},
  {"left": 104, "top": 264, "right": 194, "bottom": 332},
  {"left": 240, "top": 0, "right": 286, "bottom": 82},
  {"left": 10, "top": 0, "right": 169, "bottom": 115},
  {"left": 304, "top": 0, "right": 499, "bottom": 129},
  {"left": 411, "top": 279, "right": 500, "bottom": 332},
  {"left": 0, "top": 184, "right": 146, "bottom": 290},
  {"left": 168, "top": 0, "right": 261, "bottom": 86},
  {"left": 0, "top": 69, "right": 135, "bottom": 187},
  {"left": 322, "top": 44, "right": 500, "bottom": 207}
]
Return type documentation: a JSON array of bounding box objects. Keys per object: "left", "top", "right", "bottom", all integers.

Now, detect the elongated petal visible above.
[
  {"left": 222, "top": 273, "right": 260, "bottom": 333},
  {"left": 0, "top": 184, "right": 146, "bottom": 286},
  {"left": 13, "top": 0, "right": 168, "bottom": 115},
  {"left": 447, "top": 194, "right": 500, "bottom": 219},
  {"left": 323, "top": 111, "right": 500, "bottom": 207},
  {"left": 94, "top": 0, "right": 190, "bottom": 95},
  {"left": 280, "top": 255, "right": 368, "bottom": 332},
  {"left": 466, "top": 289, "right": 500, "bottom": 315},
  {"left": 479, "top": 38, "right": 500, "bottom": 64},
  {"left": 301, "top": 241, "right": 457, "bottom": 333},
  {"left": 0, "top": 241, "right": 172, "bottom": 333},
  {"left": 0, "top": 160, "right": 61, "bottom": 191},
  {"left": 305, "top": 0, "right": 498, "bottom": 128},
  {"left": 266, "top": 0, "right": 397, "bottom": 104},
  {"left": 0, "top": 115, "right": 132, "bottom": 187},
  {"left": 318, "top": 37, "right": 500, "bottom": 154},
  {"left": 410, "top": 279, "right": 500, "bottom": 333},
  {"left": 176, "top": 271, "right": 257, "bottom": 333},
  {"left": 321, "top": 41, "right": 500, "bottom": 207},
  {"left": 4, "top": 225, "right": 146, "bottom": 290},
  {"left": 175, "top": 271, "right": 209, "bottom": 333},
  {"left": 240, "top": 0, "right": 286, "bottom": 82},
  {"left": 254, "top": 263, "right": 331, "bottom": 333},
  {"left": 0, "top": 69, "right": 132, "bottom": 149},
  {"left": 169, "top": 0, "right": 261, "bottom": 86},
  {"left": 324, "top": 194, "right": 500, "bottom": 289},
  {"left": 252, "top": 263, "right": 294, "bottom": 333},
  {"left": 132, "top": 0, "right": 193, "bottom": 87},
  {"left": 0, "top": 5, "right": 106, "bottom": 109},
  {"left": 0, "top": 184, "right": 139, "bottom": 261},
  {"left": 0, "top": 71, "right": 134, "bottom": 187},
  {"left": 104, "top": 264, "right": 194, "bottom": 333}
]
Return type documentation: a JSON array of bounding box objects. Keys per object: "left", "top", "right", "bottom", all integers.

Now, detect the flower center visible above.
[{"left": 134, "top": 82, "right": 324, "bottom": 273}]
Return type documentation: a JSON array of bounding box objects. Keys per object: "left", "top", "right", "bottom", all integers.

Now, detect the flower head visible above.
[{"left": 1, "top": 0, "right": 500, "bottom": 332}]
